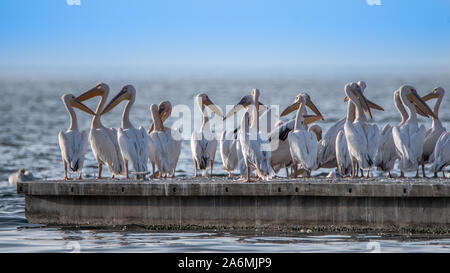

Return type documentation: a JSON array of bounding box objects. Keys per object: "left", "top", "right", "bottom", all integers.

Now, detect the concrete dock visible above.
[{"left": 17, "top": 177, "right": 450, "bottom": 233}]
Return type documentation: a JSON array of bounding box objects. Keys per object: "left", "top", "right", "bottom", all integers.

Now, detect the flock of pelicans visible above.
[{"left": 58, "top": 81, "right": 449, "bottom": 182}]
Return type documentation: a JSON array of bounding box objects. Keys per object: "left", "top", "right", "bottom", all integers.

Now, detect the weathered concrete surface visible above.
[{"left": 17, "top": 177, "right": 450, "bottom": 233}]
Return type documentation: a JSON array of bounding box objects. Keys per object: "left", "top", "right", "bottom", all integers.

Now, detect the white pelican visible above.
[
  {"left": 335, "top": 130, "right": 351, "bottom": 177},
  {"left": 238, "top": 89, "right": 274, "bottom": 182},
  {"left": 271, "top": 93, "right": 323, "bottom": 176},
  {"left": 101, "top": 85, "right": 150, "bottom": 179},
  {"left": 392, "top": 85, "right": 436, "bottom": 178},
  {"left": 148, "top": 101, "right": 182, "bottom": 178},
  {"left": 318, "top": 81, "right": 383, "bottom": 169},
  {"left": 430, "top": 132, "right": 449, "bottom": 178},
  {"left": 343, "top": 82, "right": 380, "bottom": 178},
  {"left": 221, "top": 95, "right": 267, "bottom": 177},
  {"left": 58, "top": 94, "right": 95, "bottom": 180},
  {"left": 77, "top": 83, "right": 125, "bottom": 179},
  {"left": 191, "top": 93, "right": 223, "bottom": 177},
  {"left": 420, "top": 87, "right": 446, "bottom": 177},
  {"left": 285, "top": 94, "right": 320, "bottom": 178}
]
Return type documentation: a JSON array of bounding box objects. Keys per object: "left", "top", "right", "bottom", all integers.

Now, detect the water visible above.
[{"left": 0, "top": 75, "right": 449, "bottom": 252}]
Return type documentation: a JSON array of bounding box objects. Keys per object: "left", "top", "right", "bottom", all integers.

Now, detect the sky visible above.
[{"left": 0, "top": 0, "right": 449, "bottom": 78}]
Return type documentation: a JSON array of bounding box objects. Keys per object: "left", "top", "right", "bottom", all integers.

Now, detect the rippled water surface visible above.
[{"left": 1, "top": 76, "right": 449, "bottom": 252}]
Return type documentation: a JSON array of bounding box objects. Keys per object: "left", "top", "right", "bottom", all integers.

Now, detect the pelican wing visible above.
[
  {"left": 317, "top": 117, "right": 345, "bottom": 168},
  {"left": 375, "top": 124, "right": 398, "bottom": 172},
  {"left": 365, "top": 123, "right": 380, "bottom": 167},
  {"left": 219, "top": 130, "right": 239, "bottom": 171},
  {"left": 149, "top": 131, "right": 170, "bottom": 174},
  {"left": 344, "top": 121, "right": 370, "bottom": 169},
  {"left": 431, "top": 132, "right": 450, "bottom": 172},
  {"left": 335, "top": 130, "right": 352, "bottom": 176},
  {"left": 167, "top": 129, "right": 182, "bottom": 172},
  {"left": 239, "top": 132, "right": 274, "bottom": 179},
  {"left": 118, "top": 127, "right": 149, "bottom": 173},
  {"left": 288, "top": 130, "right": 318, "bottom": 171},
  {"left": 191, "top": 130, "right": 217, "bottom": 170},
  {"left": 59, "top": 130, "right": 88, "bottom": 172},
  {"left": 90, "top": 127, "right": 124, "bottom": 175}
]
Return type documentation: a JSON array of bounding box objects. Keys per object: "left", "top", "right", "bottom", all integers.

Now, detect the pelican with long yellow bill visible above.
[
  {"left": 287, "top": 94, "right": 322, "bottom": 178},
  {"left": 76, "top": 83, "right": 125, "bottom": 179},
  {"left": 58, "top": 94, "right": 96, "bottom": 180},
  {"left": 343, "top": 82, "right": 380, "bottom": 178},
  {"left": 420, "top": 87, "right": 446, "bottom": 178},
  {"left": 101, "top": 85, "right": 149, "bottom": 179},
  {"left": 191, "top": 93, "right": 224, "bottom": 177},
  {"left": 392, "top": 85, "right": 436, "bottom": 178},
  {"left": 269, "top": 93, "right": 323, "bottom": 176}
]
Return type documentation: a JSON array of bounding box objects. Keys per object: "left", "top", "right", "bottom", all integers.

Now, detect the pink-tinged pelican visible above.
[
  {"left": 392, "top": 85, "right": 436, "bottom": 178},
  {"left": 420, "top": 87, "right": 446, "bottom": 177},
  {"left": 430, "top": 132, "right": 449, "bottom": 178},
  {"left": 343, "top": 82, "right": 380, "bottom": 178},
  {"left": 274, "top": 93, "right": 323, "bottom": 176},
  {"left": 77, "top": 83, "right": 125, "bottom": 179},
  {"left": 58, "top": 94, "right": 96, "bottom": 180},
  {"left": 148, "top": 101, "right": 182, "bottom": 178},
  {"left": 101, "top": 85, "right": 150, "bottom": 179},
  {"left": 318, "top": 81, "right": 383, "bottom": 169},
  {"left": 221, "top": 95, "right": 267, "bottom": 177},
  {"left": 284, "top": 94, "right": 321, "bottom": 178},
  {"left": 191, "top": 93, "right": 224, "bottom": 177},
  {"left": 238, "top": 89, "right": 274, "bottom": 182}
]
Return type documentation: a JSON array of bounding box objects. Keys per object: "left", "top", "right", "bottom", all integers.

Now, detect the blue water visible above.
[{"left": 0, "top": 76, "right": 449, "bottom": 252}]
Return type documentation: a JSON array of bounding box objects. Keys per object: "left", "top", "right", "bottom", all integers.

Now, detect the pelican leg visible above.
[
  {"left": 285, "top": 168, "right": 289, "bottom": 178},
  {"left": 422, "top": 164, "right": 427, "bottom": 178},
  {"left": 171, "top": 169, "right": 176, "bottom": 178},
  {"left": 125, "top": 160, "right": 129, "bottom": 179},
  {"left": 78, "top": 172, "right": 82, "bottom": 180},
  {"left": 194, "top": 159, "right": 198, "bottom": 178},
  {"left": 400, "top": 171, "right": 405, "bottom": 178},
  {"left": 433, "top": 172, "right": 438, "bottom": 178},
  {"left": 63, "top": 161, "right": 69, "bottom": 180},
  {"left": 151, "top": 163, "right": 156, "bottom": 178},
  {"left": 210, "top": 160, "right": 214, "bottom": 178},
  {"left": 360, "top": 168, "right": 364, "bottom": 178},
  {"left": 388, "top": 172, "right": 392, "bottom": 178},
  {"left": 228, "top": 171, "right": 232, "bottom": 178},
  {"left": 365, "top": 169, "right": 370, "bottom": 179},
  {"left": 306, "top": 170, "right": 311, "bottom": 178},
  {"left": 97, "top": 163, "right": 103, "bottom": 179},
  {"left": 415, "top": 169, "right": 420, "bottom": 178},
  {"left": 247, "top": 166, "right": 251, "bottom": 182},
  {"left": 292, "top": 164, "right": 298, "bottom": 178}
]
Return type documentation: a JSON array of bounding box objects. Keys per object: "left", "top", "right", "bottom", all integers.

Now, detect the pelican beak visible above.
[
  {"left": 344, "top": 96, "right": 384, "bottom": 111},
  {"left": 71, "top": 98, "right": 96, "bottom": 115},
  {"left": 306, "top": 98, "right": 323, "bottom": 119},
  {"left": 280, "top": 100, "right": 299, "bottom": 117},
  {"left": 303, "top": 114, "right": 324, "bottom": 125},
  {"left": 352, "top": 87, "right": 373, "bottom": 119},
  {"left": 204, "top": 96, "right": 224, "bottom": 118},
  {"left": 101, "top": 88, "right": 130, "bottom": 115},
  {"left": 407, "top": 91, "right": 437, "bottom": 119},
  {"left": 224, "top": 97, "right": 248, "bottom": 120},
  {"left": 422, "top": 90, "right": 440, "bottom": 102},
  {"left": 77, "top": 84, "right": 106, "bottom": 102}
]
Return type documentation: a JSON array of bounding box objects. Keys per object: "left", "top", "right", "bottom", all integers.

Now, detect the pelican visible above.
[
  {"left": 392, "top": 85, "right": 436, "bottom": 178},
  {"left": 58, "top": 94, "right": 95, "bottom": 180},
  {"left": 148, "top": 101, "right": 182, "bottom": 178},
  {"left": 77, "top": 83, "right": 125, "bottom": 179},
  {"left": 318, "top": 81, "right": 383, "bottom": 169},
  {"left": 285, "top": 94, "right": 320, "bottom": 178},
  {"left": 420, "top": 87, "right": 446, "bottom": 177},
  {"left": 271, "top": 93, "right": 323, "bottom": 176},
  {"left": 221, "top": 95, "right": 266, "bottom": 177},
  {"left": 100, "top": 85, "right": 149, "bottom": 179},
  {"left": 335, "top": 130, "right": 351, "bottom": 177},
  {"left": 430, "top": 132, "right": 449, "bottom": 178},
  {"left": 191, "top": 93, "right": 224, "bottom": 177},
  {"left": 343, "top": 82, "right": 380, "bottom": 178},
  {"left": 238, "top": 89, "right": 274, "bottom": 182}
]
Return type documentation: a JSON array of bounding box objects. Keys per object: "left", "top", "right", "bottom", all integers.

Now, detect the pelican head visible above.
[
  {"left": 62, "top": 94, "right": 96, "bottom": 115},
  {"left": 422, "top": 87, "right": 445, "bottom": 102},
  {"left": 343, "top": 81, "right": 384, "bottom": 112},
  {"left": 344, "top": 82, "right": 373, "bottom": 119},
  {"left": 77, "top": 82, "right": 110, "bottom": 102},
  {"left": 223, "top": 92, "right": 267, "bottom": 120},
  {"left": 101, "top": 85, "right": 136, "bottom": 115},
  {"left": 398, "top": 85, "right": 437, "bottom": 119},
  {"left": 196, "top": 93, "right": 224, "bottom": 118},
  {"left": 308, "top": 124, "right": 323, "bottom": 142},
  {"left": 280, "top": 92, "right": 323, "bottom": 119},
  {"left": 158, "top": 101, "right": 173, "bottom": 122}
]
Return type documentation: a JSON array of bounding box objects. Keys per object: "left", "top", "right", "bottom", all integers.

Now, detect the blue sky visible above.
[{"left": 0, "top": 0, "right": 449, "bottom": 77}]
